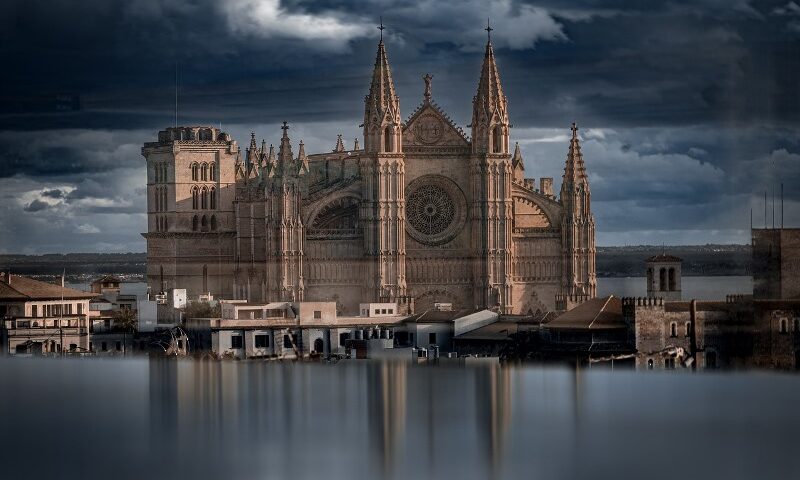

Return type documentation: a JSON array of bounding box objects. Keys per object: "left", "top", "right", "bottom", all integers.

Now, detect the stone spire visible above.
[
  {"left": 471, "top": 33, "right": 509, "bottom": 154},
  {"left": 561, "top": 123, "right": 589, "bottom": 195},
  {"left": 363, "top": 34, "right": 401, "bottom": 153},
  {"left": 512, "top": 142, "right": 524, "bottom": 170},
  {"left": 278, "top": 121, "right": 294, "bottom": 175},
  {"left": 259, "top": 139, "right": 268, "bottom": 167},
  {"left": 334, "top": 134, "right": 345, "bottom": 152},
  {"left": 297, "top": 140, "right": 309, "bottom": 176},
  {"left": 266, "top": 143, "right": 276, "bottom": 178},
  {"left": 246, "top": 132, "right": 259, "bottom": 177}
]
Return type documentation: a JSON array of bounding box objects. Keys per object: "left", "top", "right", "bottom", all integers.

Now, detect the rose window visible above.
[{"left": 407, "top": 184, "right": 455, "bottom": 236}]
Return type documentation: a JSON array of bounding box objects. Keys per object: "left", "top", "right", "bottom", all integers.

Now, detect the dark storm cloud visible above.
[
  {"left": 0, "top": 0, "right": 799, "bottom": 251},
  {"left": 23, "top": 199, "right": 49, "bottom": 213}
]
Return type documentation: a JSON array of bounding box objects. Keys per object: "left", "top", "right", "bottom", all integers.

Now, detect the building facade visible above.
[{"left": 143, "top": 36, "right": 596, "bottom": 315}]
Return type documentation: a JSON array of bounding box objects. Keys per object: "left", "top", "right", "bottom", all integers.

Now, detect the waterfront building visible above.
[
  {"left": 0, "top": 273, "right": 94, "bottom": 355},
  {"left": 142, "top": 33, "right": 596, "bottom": 315}
]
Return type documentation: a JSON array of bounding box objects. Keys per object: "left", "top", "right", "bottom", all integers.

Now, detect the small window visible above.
[
  {"left": 231, "top": 335, "right": 243, "bottom": 349},
  {"left": 339, "top": 332, "right": 350, "bottom": 344},
  {"left": 780, "top": 319, "right": 788, "bottom": 334},
  {"left": 429, "top": 332, "right": 437, "bottom": 344},
  {"left": 313, "top": 310, "right": 322, "bottom": 319},
  {"left": 665, "top": 357, "right": 675, "bottom": 369},
  {"left": 684, "top": 322, "right": 691, "bottom": 337},
  {"left": 31, "top": 305, "right": 38, "bottom": 317},
  {"left": 374, "top": 309, "right": 379, "bottom": 315},
  {"left": 255, "top": 334, "right": 269, "bottom": 348},
  {"left": 177, "top": 340, "right": 184, "bottom": 350},
  {"left": 283, "top": 334, "right": 293, "bottom": 348},
  {"left": 647, "top": 358, "right": 654, "bottom": 370},
  {"left": 381, "top": 309, "right": 387, "bottom": 314},
  {"left": 670, "top": 322, "right": 677, "bottom": 338},
  {"left": 388, "top": 309, "right": 393, "bottom": 314}
]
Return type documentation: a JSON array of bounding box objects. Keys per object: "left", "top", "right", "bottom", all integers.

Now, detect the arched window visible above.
[
  {"left": 313, "top": 338, "right": 324, "bottom": 353},
  {"left": 780, "top": 318, "right": 788, "bottom": 334},
  {"left": 201, "top": 187, "right": 208, "bottom": 209},
  {"left": 202, "top": 163, "right": 208, "bottom": 181},
  {"left": 161, "top": 187, "right": 168, "bottom": 212},
  {"left": 192, "top": 215, "right": 199, "bottom": 231},
  {"left": 670, "top": 322, "right": 677, "bottom": 338},
  {"left": 684, "top": 322, "right": 691, "bottom": 337},
  {"left": 209, "top": 187, "right": 216, "bottom": 210},
  {"left": 210, "top": 162, "right": 216, "bottom": 181},
  {"left": 201, "top": 215, "right": 208, "bottom": 232},
  {"left": 161, "top": 164, "right": 167, "bottom": 183},
  {"left": 384, "top": 126, "right": 392, "bottom": 153},
  {"left": 191, "top": 186, "right": 199, "bottom": 210},
  {"left": 647, "top": 358, "right": 654, "bottom": 370},
  {"left": 668, "top": 268, "right": 676, "bottom": 291},
  {"left": 493, "top": 125, "right": 504, "bottom": 153},
  {"left": 191, "top": 163, "right": 199, "bottom": 181},
  {"left": 202, "top": 264, "right": 208, "bottom": 293},
  {"left": 210, "top": 215, "right": 217, "bottom": 231},
  {"left": 659, "top": 268, "right": 667, "bottom": 291}
]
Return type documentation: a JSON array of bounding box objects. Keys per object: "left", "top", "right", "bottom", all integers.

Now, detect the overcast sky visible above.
[{"left": 1, "top": 0, "right": 799, "bottom": 253}]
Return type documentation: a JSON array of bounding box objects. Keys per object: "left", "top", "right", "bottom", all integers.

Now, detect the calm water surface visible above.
[
  {"left": 598, "top": 275, "right": 752, "bottom": 299},
  {"left": 0, "top": 358, "right": 797, "bottom": 480}
]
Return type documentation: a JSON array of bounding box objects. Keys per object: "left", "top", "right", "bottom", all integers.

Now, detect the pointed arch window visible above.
[
  {"left": 200, "top": 187, "right": 208, "bottom": 209},
  {"left": 191, "top": 163, "right": 199, "bottom": 181},
  {"left": 191, "top": 186, "right": 199, "bottom": 210},
  {"left": 161, "top": 187, "right": 168, "bottom": 212},
  {"left": 384, "top": 126, "right": 392, "bottom": 153},
  {"left": 201, "top": 163, "right": 209, "bottom": 181},
  {"left": 493, "top": 125, "right": 504, "bottom": 153},
  {"left": 201, "top": 215, "right": 208, "bottom": 232},
  {"left": 192, "top": 215, "right": 199, "bottom": 231},
  {"left": 209, "top": 187, "right": 216, "bottom": 210},
  {"left": 210, "top": 162, "right": 216, "bottom": 181}
]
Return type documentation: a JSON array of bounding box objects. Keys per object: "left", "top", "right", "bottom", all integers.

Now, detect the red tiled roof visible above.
[{"left": 0, "top": 275, "right": 96, "bottom": 300}]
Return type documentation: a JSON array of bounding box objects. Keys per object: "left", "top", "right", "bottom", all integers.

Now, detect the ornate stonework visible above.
[{"left": 142, "top": 35, "right": 596, "bottom": 315}]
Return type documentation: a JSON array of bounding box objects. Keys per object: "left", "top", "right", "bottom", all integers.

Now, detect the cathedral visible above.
[{"left": 142, "top": 34, "right": 596, "bottom": 315}]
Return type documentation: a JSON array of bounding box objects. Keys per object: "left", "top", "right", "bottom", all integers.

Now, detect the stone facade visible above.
[
  {"left": 142, "top": 37, "right": 596, "bottom": 315},
  {"left": 753, "top": 228, "right": 800, "bottom": 299}
]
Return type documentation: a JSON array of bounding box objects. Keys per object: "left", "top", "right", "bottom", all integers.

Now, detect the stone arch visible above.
[
  {"left": 519, "top": 290, "right": 547, "bottom": 316},
  {"left": 513, "top": 196, "right": 552, "bottom": 229},
  {"left": 307, "top": 194, "right": 361, "bottom": 232}
]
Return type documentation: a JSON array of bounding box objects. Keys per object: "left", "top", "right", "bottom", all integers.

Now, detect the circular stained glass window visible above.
[{"left": 407, "top": 184, "right": 455, "bottom": 236}]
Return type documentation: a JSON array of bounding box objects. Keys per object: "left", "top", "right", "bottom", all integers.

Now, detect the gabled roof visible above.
[
  {"left": 92, "top": 275, "right": 121, "bottom": 285},
  {"left": 547, "top": 296, "right": 625, "bottom": 330},
  {"left": 403, "top": 101, "right": 469, "bottom": 145},
  {"left": 0, "top": 275, "right": 96, "bottom": 300}
]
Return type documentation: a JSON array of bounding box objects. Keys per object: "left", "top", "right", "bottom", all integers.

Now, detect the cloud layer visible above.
[{"left": 1, "top": 0, "right": 799, "bottom": 252}]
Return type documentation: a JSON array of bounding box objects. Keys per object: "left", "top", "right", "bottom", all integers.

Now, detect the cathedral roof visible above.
[
  {"left": 0, "top": 274, "right": 96, "bottom": 301},
  {"left": 403, "top": 100, "right": 469, "bottom": 144}
]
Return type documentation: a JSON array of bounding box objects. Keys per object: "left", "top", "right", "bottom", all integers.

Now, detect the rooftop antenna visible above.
[
  {"left": 378, "top": 16, "right": 385, "bottom": 41},
  {"left": 486, "top": 18, "right": 493, "bottom": 42}
]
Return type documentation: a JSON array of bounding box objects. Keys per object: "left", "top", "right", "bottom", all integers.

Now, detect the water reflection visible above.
[{"left": 0, "top": 358, "right": 799, "bottom": 479}]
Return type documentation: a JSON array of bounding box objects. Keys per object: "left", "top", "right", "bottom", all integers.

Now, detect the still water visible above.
[
  {"left": 0, "top": 358, "right": 797, "bottom": 480},
  {"left": 598, "top": 275, "right": 752, "bottom": 299}
]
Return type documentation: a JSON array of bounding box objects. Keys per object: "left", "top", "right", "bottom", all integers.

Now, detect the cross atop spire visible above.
[
  {"left": 378, "top": 16, "right": 385, "bottom": 42},
  {"left": 281, "top": 121, "right": 289, "bottom": 134},
  {"left": 571, "top": 122, "right": 578, "bottom": 138},
  {"left": 486, "top": 18, "right": 493, "bottom": 42}
]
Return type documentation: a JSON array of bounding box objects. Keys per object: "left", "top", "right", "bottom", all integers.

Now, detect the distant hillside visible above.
[
  {"left": 596, "top": 244, "right": 751, "bottom": 277},
  {"left": 0, "top": 245, "right": 752, "bottom": 280}
]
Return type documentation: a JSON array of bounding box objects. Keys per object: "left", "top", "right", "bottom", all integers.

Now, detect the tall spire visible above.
[
  {"left": 364, "top": 24, "right": 401, "bottom": 153},
  {"left": 562, "top": 123, "right": 588, "bottom": 187},
  {"left": 471, "top": 28, "right": 509, "bottom": 154},
  {"left": 266, "top": 143, "right": 276, "bottom": 178},
  {"left": 297, "top": 140, "right": 309, "bottom": 176},
  {"left": 278, "top": 121, "right": 294, "bottom": 174}
]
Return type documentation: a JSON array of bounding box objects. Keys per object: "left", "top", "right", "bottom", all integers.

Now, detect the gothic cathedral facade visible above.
[{"left": 142, "top": 37, "right": 596, "bottom": 315}]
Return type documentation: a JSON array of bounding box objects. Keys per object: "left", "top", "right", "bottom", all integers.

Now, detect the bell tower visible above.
[
  {"left": 469, "top": 23, "right": 514, "bottom": 313},
  {"left": 360, "top": 21, "right": 407, "bottom": 302}
]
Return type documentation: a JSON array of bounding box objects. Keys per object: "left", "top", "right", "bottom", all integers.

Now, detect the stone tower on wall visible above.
[
  {"left": 470, "top": 34, "right": 514, "bottom": 313},
  {"left": 361, "top": 35, "right": 407, "bottom": 302},
  {"left": 646, "top": 254, "right": 682, "bottom": 301},
  {"left": 559, "top": 123, "right": 597, "bottom": 303},
  {"left": 141, "top": 127, "right": 238, "bottom": 298},
  {"left": 264, "top": 123, "right": 307, "bottom": 302}
]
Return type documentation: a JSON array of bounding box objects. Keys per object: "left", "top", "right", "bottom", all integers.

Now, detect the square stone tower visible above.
[
  {"left": 646, "top": 254, "right": 682, "bottom": 301},
  {"left": 142, "top": 126, "right": 238, "bottom": 298}
]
